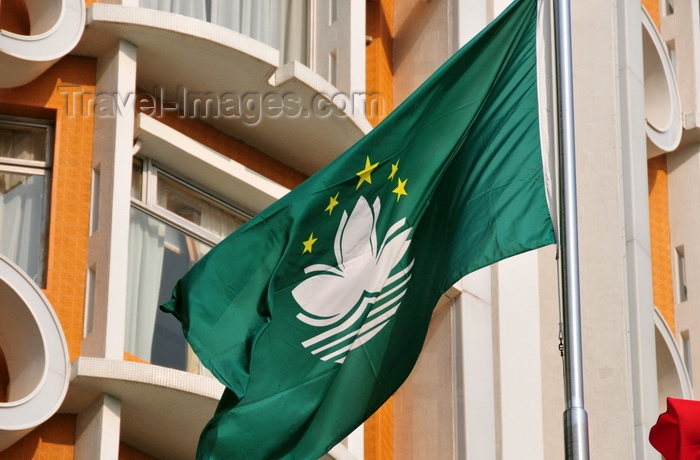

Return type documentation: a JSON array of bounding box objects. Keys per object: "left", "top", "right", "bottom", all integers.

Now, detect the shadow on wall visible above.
[
  {"left": 0, "top": 347, "right": 7, "bottom": 403},
  {"left": 0, "top": 0, "right": 30, "bottom": 35}
]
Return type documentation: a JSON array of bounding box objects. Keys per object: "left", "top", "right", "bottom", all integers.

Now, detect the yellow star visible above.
[
  {"left": 388, "top": 160, "right": 400, "bottom": 180},
  {"left": 325, "top": 192, "right": 340, "bottom": 215},
  {"left": 302, "top": 233, "right": 318, "bottom": 254},
  {"left": 393, "top": 178, "right": 408, "bottom": 202},
  {"left": 356, "top": 156, "right": 379, "bottom": 189}
]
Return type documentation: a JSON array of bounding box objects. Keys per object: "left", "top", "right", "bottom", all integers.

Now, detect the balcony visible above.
[{"left": 138, "top": 0, "right": 309, "bottom": 66}]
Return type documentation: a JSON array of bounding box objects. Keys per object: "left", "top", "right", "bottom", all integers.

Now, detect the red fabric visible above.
[{"left": 650, "top": 398, "right": 700, "bottom": 460}]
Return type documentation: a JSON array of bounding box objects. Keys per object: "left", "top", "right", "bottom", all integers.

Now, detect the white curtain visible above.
[
  {"left": 0, "top": 174, "right": 44, "bottom": 283},
  {"left": 0, "top": 125, "right": 47, "bottom": 284},
  {"left": 125, "top": 208, "right": 166, "bottom": 362},
  {"left": 210, "top": 0, "right": 307, "bottom": 64},
  {"left": 199, "top": 205, "right": 244, "bottom": 239},
  {"left": 279, "top": 0, "right": 307, "bottom": 64},
  {"left": 139, "top": 0, "right": 207, "bottom": 21}
]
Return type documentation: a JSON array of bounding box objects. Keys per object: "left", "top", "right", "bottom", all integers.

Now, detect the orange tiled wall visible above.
[
  {"left": 648, "top": 155, "right": 675, "bottom": 332},
  {"left": 366, "top": 0, "right": 394, "bottom": 128},
  {"left": 364, "top": 398, "right": 394, "bottom": 460},
  {"left": 0, "top": 415, "right": 76, "bottom": 459},
  {"left": 363, "top": 0, "right": 395, "bottom": 458},
  {"left": 0, "top": 56, "right": 96, "bottom": 362},
  {"left": 642, "top": 0, "right": 660, "bottom": 28}
]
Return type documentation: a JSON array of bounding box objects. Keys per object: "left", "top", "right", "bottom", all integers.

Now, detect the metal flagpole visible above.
[{"left": 552, "top": 0, "right": 590, "bottom": 458}]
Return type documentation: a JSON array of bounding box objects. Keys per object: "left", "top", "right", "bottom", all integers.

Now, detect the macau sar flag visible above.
[{"left": 160, "top": 0, "right": 554, "bottom": 458}]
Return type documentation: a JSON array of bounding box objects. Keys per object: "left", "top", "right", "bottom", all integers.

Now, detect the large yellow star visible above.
[
  {"left": 388, "top": 160, "right": 400, "bottom": 181},
  {"left": 302, "top": 232, "right": 318, "bottom": 254},
  {"left": 325, "top": 192, "right": 340, "bottom": 215},
  {"left": 393, "top": 178, "right": 408, "bottom": 202},
  {"left": 356, "top": 156, "right": 379, "bottom": 189}
]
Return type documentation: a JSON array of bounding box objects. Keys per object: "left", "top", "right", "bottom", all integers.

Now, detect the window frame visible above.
[
  {"left": 127, "top": 155, "right": 250, "bottom": 375},
  {"left": 0, "top": 116, "right": 54, "bottom": 287},
  {"left": 131, "top": 156, "right": 251, "bottom": 248}
]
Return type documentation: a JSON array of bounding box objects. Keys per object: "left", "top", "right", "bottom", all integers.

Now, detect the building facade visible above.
[{"left": 0, "top": 0, "right": 694, "bottom": 458}]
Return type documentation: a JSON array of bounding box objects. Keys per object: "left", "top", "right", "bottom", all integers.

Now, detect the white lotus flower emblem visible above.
[{"left": 293, "top": 196, "right": 414, "bottom": 363}]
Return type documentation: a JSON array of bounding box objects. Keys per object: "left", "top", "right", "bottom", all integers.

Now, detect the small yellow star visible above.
[
  {"left": 393, "top": 178, "right": 408, "bottom": 202},
  {"left": 325, "top": 192, "right": 340, "bottom": 215},
  {"left": 388, "top": 160, "right": 400, "bottom": 180},
  {"left": 302, "top": 233, "right": 318, "bottom": 254},
  {"left": 356, "top": 156, "right": 379, "bottom": 189}
]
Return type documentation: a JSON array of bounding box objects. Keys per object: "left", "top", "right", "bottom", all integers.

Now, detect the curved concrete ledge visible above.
[
  {"left": 0, "top": 255, "right": 69, "bottom": 451},
  {"left": 642, "top": 6, "right": 682, "bottom": 157},
  {"left": 61, "top": 357, "right": 359, "bottom": 458},
  {"left": 0, "top": 0, "right": 86, "bottom": 88},
  {"left": 74, "top": 4, "right": 372, "bottom": 175},
  {"left": 654, "top": 309, "right": 693, "bottom": 411},
  {"left": 61, "top": 358, "right": 224, "bottom": 459}
]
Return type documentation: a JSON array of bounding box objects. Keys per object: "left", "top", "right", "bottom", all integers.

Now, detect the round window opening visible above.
[{"left": 0, "top": 279, "right": 47, "bottom": 406}]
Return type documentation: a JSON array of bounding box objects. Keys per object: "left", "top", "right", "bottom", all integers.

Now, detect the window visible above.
[
  {"left": 139, "top": 0, "right": 309, "bottom": 65},
  {"left": 84, "top": 266, "right": 96, "bottom": 337},
  {"left": 677, "top": 246, "right": 687, "bottom": 303},
  {"left": 682, "top": 330, "right": 692, "bottom": 384},
  {"left": 126, "top": 158, "right": 249, "bottom": 374},
  {"left": 666, "top": 0, "right": 674, "bottom": 16},
  {"left": 0, "top": 117, "right": 53, "bottom": 286}
]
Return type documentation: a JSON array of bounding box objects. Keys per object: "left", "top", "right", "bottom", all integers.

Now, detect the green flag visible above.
[{"left": 162, "top": 0, "right": 554, "bottom": 457}]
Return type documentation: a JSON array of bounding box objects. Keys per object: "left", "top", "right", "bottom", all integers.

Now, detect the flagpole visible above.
[{"left": 552, "top": 0, "right": 590, "bottom": 458}]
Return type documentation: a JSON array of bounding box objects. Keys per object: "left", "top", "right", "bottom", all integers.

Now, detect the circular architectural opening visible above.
[
  {"left": 0, "top": 0, "right": 31, "bottom": 35},
  {"left": 643, "top": 27, "right": 672, "bottom": 131},
  {"left": 0, "top": 279, "right": 47, "bottom": 405},
  {"left": 641, "top": 7, "right": 682, "bottom": 154},
  {"left": 23, "top": 0, "right": 63, "bottom": 37},
  {"left": 0, "top": 255, "right": 68, "bottom": 451},
  {"left": 0, "top": 346, "right": 8, "bottom": 403}
]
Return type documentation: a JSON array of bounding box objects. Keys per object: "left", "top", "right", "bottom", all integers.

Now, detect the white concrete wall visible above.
[
  {"left": 492, "top": 252, "right": 545, "bottom": 460},
  {"left": 82, "top": 39, "right": 137, "bottom": 359}
]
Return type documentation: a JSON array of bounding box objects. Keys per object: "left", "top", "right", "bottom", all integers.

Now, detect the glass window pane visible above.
[
  {"left": 156, "top": 173, "right": 246, "bottom": 239},
  {"left": 0, "top": 123, "right": 47, "bottom": 163},
  {"left": 125, "top": 207, "right": 212, "bottom": 372},
  {"left": 0, "top": 172, "right": 46, "bottom": 284},
  {"left": 131, "top": 158, "right": 143, "bottom": 200}
]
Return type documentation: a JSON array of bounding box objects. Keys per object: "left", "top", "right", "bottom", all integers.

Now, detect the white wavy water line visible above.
[
  {"left": 321, "top": 304, "right": 401, "bottom": 362},
  {"left": 323, "top": 304, "right": 400, "bottom": 363},
  {"left": 382, "top": 259, "right": 414, "bottom": 288},
  {"left": 303, "top": 262, "right": 413, "bottom": 350},
  {"left": 368, "top": 289, "right": 406, "bottom": 319},
  {"left": 301, "top": 295, "right": 376, "bottom": 348},
  {"left": 311, "top": 292, "right": 404, "bottom": 357}
]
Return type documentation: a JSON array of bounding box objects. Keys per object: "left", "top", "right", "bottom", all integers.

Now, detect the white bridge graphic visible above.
[{"left": 292, "top": 196, "right": 413, "bottom": 364}]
